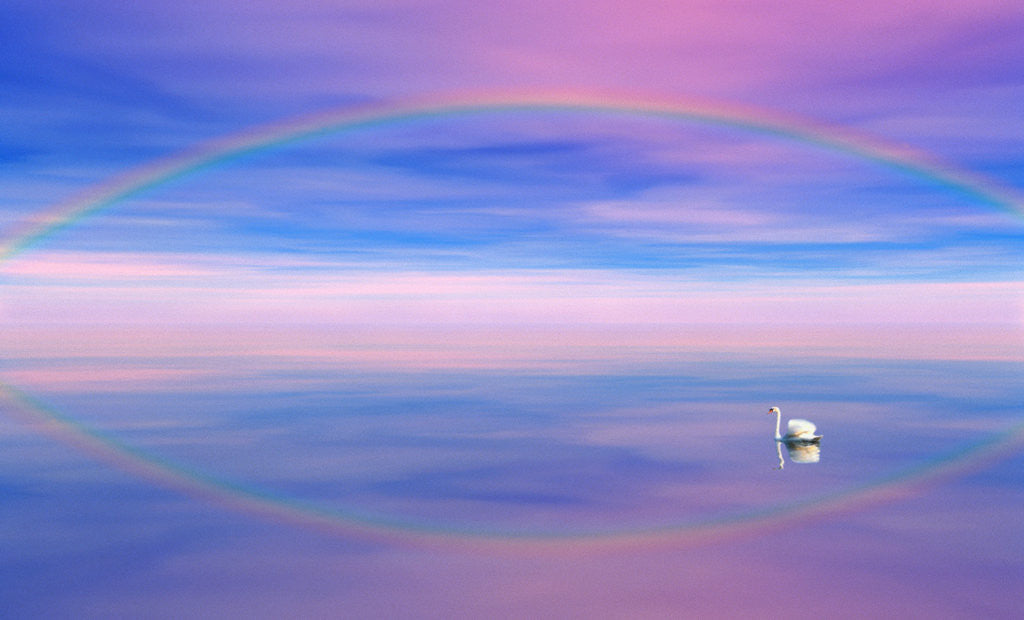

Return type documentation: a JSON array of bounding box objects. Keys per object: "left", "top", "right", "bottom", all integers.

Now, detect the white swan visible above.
[{"left": 768, "top": 406, "right": 821, "bottom": 443}]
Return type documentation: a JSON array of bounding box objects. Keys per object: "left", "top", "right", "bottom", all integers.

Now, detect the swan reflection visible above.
[{"left": 774, "top": 440, "right": 821, "bottom": 469}]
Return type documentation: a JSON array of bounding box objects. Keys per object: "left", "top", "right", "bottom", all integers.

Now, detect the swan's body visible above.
[{"left": 769, "top": 406, "right": 821, "bottom": 443}]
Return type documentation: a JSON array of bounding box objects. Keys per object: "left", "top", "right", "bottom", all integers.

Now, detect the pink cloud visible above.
[
  {"left": 3, "top": 265, "right": 1019, "bottom": 326},
  {"left": 0, "top": 251, "right": 217, "bottom": 279}
]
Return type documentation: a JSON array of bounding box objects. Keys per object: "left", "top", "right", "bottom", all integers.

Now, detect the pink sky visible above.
[
  {"left": 3, "top": 250, "right": 1020, "bottom": 326},
  {"left": 4, "top": 249, "right": 1021, "bottom": 390}
]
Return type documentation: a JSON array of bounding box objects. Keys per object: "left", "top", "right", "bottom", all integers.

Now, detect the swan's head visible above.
[{"left": 768, "top": 406, "right": 781, "bottom": 415}]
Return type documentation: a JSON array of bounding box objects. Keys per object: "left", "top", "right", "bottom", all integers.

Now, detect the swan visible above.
[{"left": 768, "top": 406, "right": 821, "bottom": 443}]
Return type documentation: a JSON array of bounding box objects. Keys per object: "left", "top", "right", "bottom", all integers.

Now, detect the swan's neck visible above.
[{"left": 774, "top": 410, "right": 782, "bottom": 440}]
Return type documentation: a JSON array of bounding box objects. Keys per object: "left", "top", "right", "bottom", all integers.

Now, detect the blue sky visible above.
[{"left": 1, "top": 0, "right": 1022, "bottom": 359}]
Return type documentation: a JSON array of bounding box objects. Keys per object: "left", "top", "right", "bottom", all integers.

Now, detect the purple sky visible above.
[{"left": 2, "top": 2, "right": 1023, "bottom": 355}]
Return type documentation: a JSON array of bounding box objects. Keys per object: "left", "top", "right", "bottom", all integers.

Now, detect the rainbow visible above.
[
  {"left": 2, "top": 90, "right": 1023, "bottom": 263},
  {"left": 2, "top": 90, "right": 1023, "bottom": 549}
]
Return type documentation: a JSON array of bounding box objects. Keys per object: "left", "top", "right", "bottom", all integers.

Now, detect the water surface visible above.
[{"left": 2, "top": 354, "right": 1021, "bottom": 617}]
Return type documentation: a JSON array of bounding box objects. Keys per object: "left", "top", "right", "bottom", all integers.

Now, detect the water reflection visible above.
[{"left": 774, "top": 440, "right": 821, "bottom": 469}]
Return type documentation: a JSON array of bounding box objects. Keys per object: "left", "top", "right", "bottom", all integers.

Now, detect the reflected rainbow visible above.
[{"left": 2, "top": 378, "right": 1023, "bottom": 552}]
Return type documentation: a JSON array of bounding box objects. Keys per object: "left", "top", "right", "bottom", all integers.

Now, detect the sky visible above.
[{"left": 2, "top": 1, "right": 1023, "bottom": 368}]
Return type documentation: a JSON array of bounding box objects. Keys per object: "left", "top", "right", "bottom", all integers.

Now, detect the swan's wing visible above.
[{"left": 787, "top": 418, "right": 817, "bottom": 436}]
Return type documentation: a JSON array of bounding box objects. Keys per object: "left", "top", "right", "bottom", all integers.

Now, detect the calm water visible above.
[{"left": 2, "top": 356, "right": 1022, "bottom": 618}]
